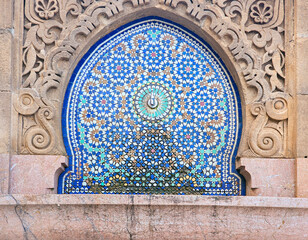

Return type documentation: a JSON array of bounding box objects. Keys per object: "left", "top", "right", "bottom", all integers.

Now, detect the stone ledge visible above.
[
  {"left": 1, "top": 194, "right": 308, "bottom": 208},
  {"left": 1, "top": 195, "right": 308, "bottom": 239}
]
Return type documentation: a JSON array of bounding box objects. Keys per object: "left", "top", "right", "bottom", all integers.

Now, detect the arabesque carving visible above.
[{"left": 14, "top": 0, "right": 288, "bottom": 157}]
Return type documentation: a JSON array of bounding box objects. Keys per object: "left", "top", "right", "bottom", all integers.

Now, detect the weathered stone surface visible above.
[
  {"left": 0, "top": 0, "right": 13, "bottom": 195},
  {"left": 296, "top": 158, "right": 308, "bottom": 198},
  {"left": 296, "top": 38, "right": 308, "bottom": 95},
  {"left": 0, "top": 92, "right": 11, "bottom": 154},
  {"left": 0, "top": 0, "right": 306, "bottom": 238},
  {"left": 0, "top": 195, "right": 307, "bottom": 239},
  {"left": 0, "top": 0, "right": 13, "bottom": 29},
  {"left": 0, "top": 154, "right": 10, "bottom": 194},
  {"left": 296, "top": 95, "right": 308, "bottom": 157},
  {"left": 0, "top": 31, "right": 12, "bottom": 91},
  {"left": 296, "top": 0, "right": 308, "bottom": 36},
  {"left": 237, "top": 158, "right": 295, "bottom": 197},
  {"left": 9, "top": 155, "right": 68, "bottom": 194},
  {"left": 296, "top": 0, "right": 308, "bottom": 167}
]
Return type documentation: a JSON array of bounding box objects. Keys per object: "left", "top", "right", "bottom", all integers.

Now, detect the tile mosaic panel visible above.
[{"left": 59, "top": 17, "right": 244, "bottom": 195}]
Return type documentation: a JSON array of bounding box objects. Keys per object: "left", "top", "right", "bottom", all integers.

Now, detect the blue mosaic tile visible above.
[{"left": 58, "top": 17, "right": 245, "bottom": 195}]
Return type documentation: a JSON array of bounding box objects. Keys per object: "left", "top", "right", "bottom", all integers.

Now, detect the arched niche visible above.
[
  {"left": 15, "top": 0, "right": 290, "bottom": 195},
  {"left": 58, "top": 16, "right": 245, "bottom": 195},
  {"left": 16, "top": 0, "right": 290, "bottom": 159}
]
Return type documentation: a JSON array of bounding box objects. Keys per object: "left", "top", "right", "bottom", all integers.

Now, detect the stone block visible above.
[
  {"left": 237, "top": 158, "right": 295, "bottom": 197},
  {"left": 9, "top": 155, "right": 68, "bottom": 194},
  {"left": 296, "top": 38, "right": 308, "bottom": 94},
  {"left": 296, "top": 95, "right": 308, "bottom": 157},
  {"left": 0, "top": 0, "right": 13, "bottom": 29},
  {"left": 0, "top": 92, "right": 11, "bottom": 154},
  {"left": 0, "top": 31, "right": 12, "bottom": 91},
  {"left": 0, "top": 154, "right": 9, "bottom": 194},
  {"left": 296, "top": 0, "right": 308, "bottom": 37},
  {"left": 296, "top": 158, "right": 308, "bottom": 198}
]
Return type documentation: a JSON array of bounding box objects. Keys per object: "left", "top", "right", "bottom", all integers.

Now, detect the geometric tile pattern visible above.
[{"left": 59, "top": 17, "right": 244, "bottom": 195}]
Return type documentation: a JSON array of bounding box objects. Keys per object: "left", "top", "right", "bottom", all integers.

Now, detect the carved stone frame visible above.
[{"left": 13, "top": 0, "right": 291, "bottom": 161}]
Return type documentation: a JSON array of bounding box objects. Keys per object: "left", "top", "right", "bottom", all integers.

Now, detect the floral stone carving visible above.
[
  {"left": 250, "top": 1, "right": 274, "bottom": 24},
  {"left": 14, "top": 0, "right": 288, "bottom": 158},
  {"left": 35, "top": 0, "right": 59, "bottom": 19}
]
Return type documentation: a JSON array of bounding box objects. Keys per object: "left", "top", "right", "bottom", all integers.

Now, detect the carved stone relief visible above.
[{"left": 14, "top": 0, "right": 289, "bottom": 157}]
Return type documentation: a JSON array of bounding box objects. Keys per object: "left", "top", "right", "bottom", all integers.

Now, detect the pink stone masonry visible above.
[
  {"left": 237, "top": 158, "right": 295, "bottom": 197},
  {"left": 0, "top": 194, "right": 307, "bottom": 239},
  {"left": 9, "top": 155, "right": 68, "bottom": 194},
  {"left": 0, "top": 154, "right": 9, "bottom": 194},
  {"left": 296, "top": 158, "right": 308, "bottom": 197}
]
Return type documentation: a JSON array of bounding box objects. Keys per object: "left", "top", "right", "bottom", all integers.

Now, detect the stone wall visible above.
[
  {"left": 0, "top": 0, "right": 308, "bottom": 238},
  {"left": 295, "top": 0, "right": 308, "bottom": 198},
  {"left": 0, "top": 0, "right": 13, "bottom": 195},
  {"left": 0, "top": 0, "right": 303, "bottom": 197}
]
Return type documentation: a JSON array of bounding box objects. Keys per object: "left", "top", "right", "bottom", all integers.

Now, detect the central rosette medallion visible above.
[{"left": 133, "top": 82, "right": 174, "bottom": 122}]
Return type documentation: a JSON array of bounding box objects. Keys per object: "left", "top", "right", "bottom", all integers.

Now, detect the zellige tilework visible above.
[{"left": 59, "top": 17, "right": 244, "bottom": 195}]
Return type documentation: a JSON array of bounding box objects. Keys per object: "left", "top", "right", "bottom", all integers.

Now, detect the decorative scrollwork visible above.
[
  {"left": 265, "top": 93, "right": 288, "bottom": 121},
  {"left": 15, "top": 0, "right": 289, "bottom": 157},
  {"left": 25, "top": 106, "right": 55, "bottom": 154},
  {"left": 162, "top": 0, "right": 288, "bottom": 157},
  {"left": 16, "top": 0, "right": 152, "bottom": 154},
  {"left": 14, "top": 89, "right": 41, "bottom": 115},
  {"left": 248, "top": 102, "right": 282, "bottom": 157}
]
